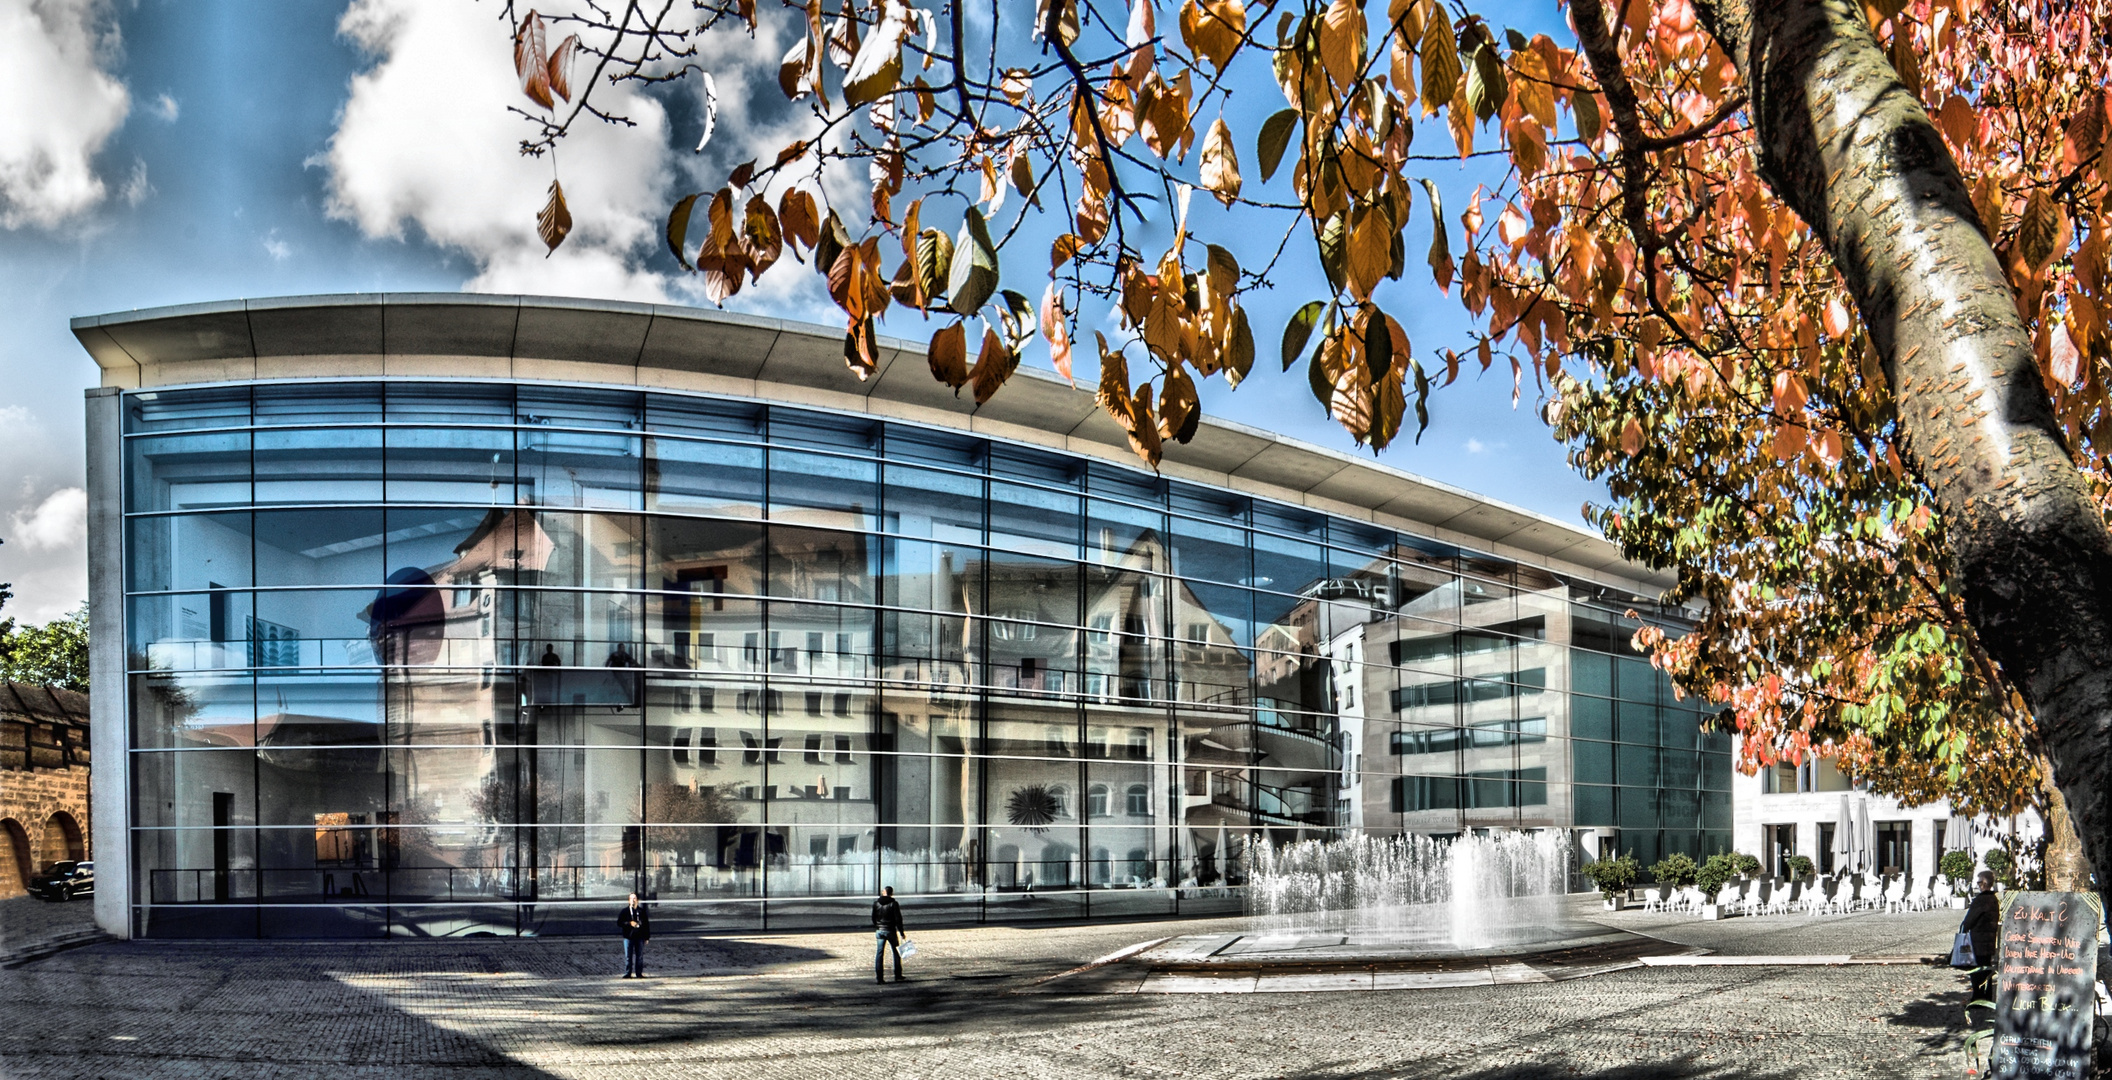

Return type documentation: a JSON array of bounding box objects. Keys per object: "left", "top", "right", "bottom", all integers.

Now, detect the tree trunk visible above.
[
  {"left": 2044, "top": 759, "right": 2095, "bottom": 892},
  {"left": 1691, "top": 0, "right": 2112, "bottom": 905}
]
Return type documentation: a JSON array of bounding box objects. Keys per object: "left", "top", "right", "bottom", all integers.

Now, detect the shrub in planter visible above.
[
  {"left": 1651, "top": 852, "right": 1699, "bottom": 889},
  {"left": 1985, "top": 847, "right": 2016, "bottom": 887},
  {"left": 1786, "top": 854, "right": 1815, "bottom": 881},
  {"left": 1696, "top": 853, "right": 1742, "bottom": 903},
  {"left": 1582, "top": 854, "right": 1640, "bottom": 901},
  {"left": 1939, "top": 849, "right": 1975, "bottom": 886},
  {"left": 1732, "top": 852, "right": 1763, "bottom": 877}
]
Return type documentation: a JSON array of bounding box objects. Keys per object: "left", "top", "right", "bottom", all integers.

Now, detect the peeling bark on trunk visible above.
[
  {"left": 2044, "top": 761, "right": 2094, "bottom": 892},
  {"left": 1692, "top": 0, "right": 2112, "bottom": 904}
]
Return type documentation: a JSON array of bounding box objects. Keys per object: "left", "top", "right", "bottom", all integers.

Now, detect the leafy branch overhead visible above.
[{"left": 504, "top": 0, "right": 2112, "bottom": 847}]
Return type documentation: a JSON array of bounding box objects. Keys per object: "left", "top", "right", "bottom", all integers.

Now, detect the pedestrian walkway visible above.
[
  {"left": 0, "top": 896, "right": 1973, "bottom": 1078},
  {"left": 0, "top": 895, "right": 107, "bottom": 969}
]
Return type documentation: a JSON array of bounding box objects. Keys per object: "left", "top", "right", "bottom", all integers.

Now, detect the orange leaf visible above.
[
  {"left": 1619, "top": 415, "right": 1644, "bottom": 456},
  {"left": 1042, "top": 285, "right": 1074, "bottom": 381},
  {"left": 928, "top": 320, "right": 970, "bottom": 390},
  {"left": 537, "top": 179, "right": 572, "bottom": 253},
  {"left": 2050, "top": 321, "right": 2082, "bottom": 387}
]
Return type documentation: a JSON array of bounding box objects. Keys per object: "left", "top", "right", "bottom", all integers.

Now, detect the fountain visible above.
[
  {"left": 1242, "top": 830, "right": 1584, "bottom": 955},
  {"left": 1025, "top": 830, "right": 1697, "bottom": 993}
]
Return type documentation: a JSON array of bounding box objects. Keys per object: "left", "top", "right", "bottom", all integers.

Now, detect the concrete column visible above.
[{"left": 85, "top": 386, "right": 128, "bottom": 939}]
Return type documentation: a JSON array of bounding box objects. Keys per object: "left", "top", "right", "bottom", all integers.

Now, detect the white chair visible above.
[
  {"left": 1882, "top": 875, "right": 1909, "bottom": 913},
  {"left": 1678, "top": 885, "right": 1706, "bottom": 912},
  {"left": 1931, "top": 876, "right": 1955, "bottom": 908},
  {"left": 1902, "top": 876, "right": 1932, "bottom": 912},
  {"left": 1742, "top": 879, "right": 1772, "bottom": 916},
  {"left": 1771, "top": 879, "right": 1802, "bottom": 915},
  {"left": 1641, "top": 883, "right": 1672, "bottom": 912}
]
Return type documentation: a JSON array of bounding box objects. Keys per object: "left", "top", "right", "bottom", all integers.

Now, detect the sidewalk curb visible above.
[{"left": 2, "top": 931, "right": 114, "bottom": 969}]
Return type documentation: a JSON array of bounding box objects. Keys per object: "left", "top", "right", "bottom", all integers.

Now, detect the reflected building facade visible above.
[{"left": 79, "top": 296, "right": 1723, "bottom": 939}]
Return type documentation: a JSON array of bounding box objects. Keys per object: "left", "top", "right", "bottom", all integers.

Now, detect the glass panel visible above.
[
  {"left": 127, "top": 431, "right": 250, "bottom": 513},
  {"left": 254, "top": 383, "right": 383, "bottom": 425},
  {"left": 1570, "top": 694, "right": 1613, "bottom": 741},
  {"left": 517, "top": 386, "right": 641, "bottom": 430},
  {"left": 1170, "top": 515, "right": 1247, "bottom": 586},
  {"left": 384, "top": 383, "right": 514, "bottom": 423},
  {"left": 988, "top": 482, "right": 1080, "bottom": 559},
  {"left": 1251, "top": 532, "right": 1326, "bottom": 597},
  {"left": 645, "top": 393, "right": 762, "bottom": 438},
  {"left": 253, "top": 508, "right": 386, "bottom": 587},
  {"left": 252, "top": 589, "right": 381, "bottom": 667},
  {"left": 1572, "top": 739, "right": 1614, "bottom": 785},
  {"left": 769, "top": 450, "right": 877, "bottom": 530},
  {"left": 253, "top": 428, "right": 382, "bottom": 505},
  {"left": 256, "top": 748, "right": 387, "bottom": 826},
  {"left": 385, "top": 427, "right": 517, "bottom": 505},
  {"left": 127, "top": 512, "right": 252, "bottom": 592},
  {"left": 770, "top": 527, "right": 877, "bottom": 605},
  {"left": 884, "top": 425, "right": 980, "bottom": 467},
  {"left": 128, "top": 591, "right": 252, "bottom": 673},
  {"left": 884, "top": 464, "right": 983, "bottom": 543},
  {"left": 131, "top": 670, "right": 252, "bottom": 750},
  {"left": 127, "top": 386, "right": 250, "bottom": 432},
  {"left": 132, "top": 749, "right": 255, "bottom": 829},
  {"left": 645, "top": 437, "right": 763, "bottom": 517},
  {"left": 519, "top": 429, "right": 642, "bottom": 510},
  {"left": 1087, "top": 499, "right": 1165, "bottom": 571},
  {"left": 1616, "top": 743, "right": 1658, "bottom": 787},
  {"left": 256, "top": 672, "right": 384, "bottom": 748}
]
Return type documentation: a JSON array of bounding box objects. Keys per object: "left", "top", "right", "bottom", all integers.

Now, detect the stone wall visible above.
[{"left": 0, "top": 683, "right": 91, "bottom": 899}]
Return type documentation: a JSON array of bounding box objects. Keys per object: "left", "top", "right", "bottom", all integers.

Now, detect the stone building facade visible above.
[{"left": 0, "top": 682, "right": 91, "bottom": 898}]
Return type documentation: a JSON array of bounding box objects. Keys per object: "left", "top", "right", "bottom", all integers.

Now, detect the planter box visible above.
[
  {"left": 1701, "top": 903, "right": 1727, "bottom": 920},
  {"left": 1604, "top": 896, "right": 1626, "bottom": 911},
  {"left": 1951, "top": 896, "right": 1969, "bottom": 909}
]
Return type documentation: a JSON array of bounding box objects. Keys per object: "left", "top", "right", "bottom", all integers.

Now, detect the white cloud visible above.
[
  {"left": 151, "top": 91, "right": 178, "bottom": 121},
  {"left": 9, "top": 487, "right": 85, "bottom": 551},
  {"left": 1464, "top": 438, "right": 1485, "bottom": 454},
  {"left": 263, "top": 228, "right": 291, "bottom": 261},
  {"left": 0, "top": 0, "right": 129, "bottom": 228},
  {"left": 319, "top": 0, "right": 680, "bottom": 301},
  {"left": 119, "top": 157, "right": 150, "bottom": 206}
]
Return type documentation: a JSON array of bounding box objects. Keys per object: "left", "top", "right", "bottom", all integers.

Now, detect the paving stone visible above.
[{"left": 0, "top": 897, "right": 1979, "bottom": 1078}]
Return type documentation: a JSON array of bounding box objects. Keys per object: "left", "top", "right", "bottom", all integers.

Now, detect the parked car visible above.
[{"left": 27, "top": 861, "right": 93, "bottom": 902}]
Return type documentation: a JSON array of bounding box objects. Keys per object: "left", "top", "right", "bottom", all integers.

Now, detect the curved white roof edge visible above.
[{"left": 71, "top": 292, "right": 1671, "bottom": 597}]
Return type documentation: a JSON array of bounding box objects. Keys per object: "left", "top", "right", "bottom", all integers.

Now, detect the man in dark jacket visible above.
[
  {"left": 618, "top": 892, "right": 651, "bottom": 978},
  {"left": 872, "top": 886, "right": 905, "bottom": 983},
  {"left": 1958, "top": 870, "right": 2000, "bottom": 1003}
]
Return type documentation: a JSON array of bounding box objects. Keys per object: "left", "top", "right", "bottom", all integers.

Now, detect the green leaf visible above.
[
  {"left": 1257, "top": 108, "right": 1300, "bottom": 183},
  {"left": 1572, "top": 87, "right": 1602, "bottom": 143},
  {"left": 948, "top": 206, "right": 1001, "bottom": 315},
  {"left": 1281, "top": 300, "right": 1326, "bottom": 371},
  {"left": 1418, "top": 177, "right": 1451, "bottom": 280},
  {"left": 1408, "top": 355, "right": 1431, "bottom": 442},
  {"left": 1466, "top": 42, "right": 1507, "bottom": 122},
  {"left": 1318, "top": 213, "right": 1347, "bottom": 293}
]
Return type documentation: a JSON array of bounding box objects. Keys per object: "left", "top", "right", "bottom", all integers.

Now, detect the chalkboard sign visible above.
[{"left": 1990, "top": 891, "right": 2103, "bottom": 1080}]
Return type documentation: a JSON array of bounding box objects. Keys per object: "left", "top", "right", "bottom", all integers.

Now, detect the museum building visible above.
[{"left": 74, "top": 294, "right": 1727, "bottom": 939}]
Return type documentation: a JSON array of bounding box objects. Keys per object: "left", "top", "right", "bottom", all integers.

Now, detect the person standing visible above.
[
  {"left": 872, "top": 885, "right": 905, "bottom": 983},
  {"left": 1959, "top": 870, "right": 2000, "bottom": 1004},
  {"left": 618, "top": 892, "right": 651, "bottom": 978}
]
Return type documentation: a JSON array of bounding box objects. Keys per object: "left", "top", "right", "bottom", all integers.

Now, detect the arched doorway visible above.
[
  {"left": 40, "top": 811, "right": 83, "bottom": 869},
  {"left": 0, "top": 819, "right": 28, "bottom": 896}
]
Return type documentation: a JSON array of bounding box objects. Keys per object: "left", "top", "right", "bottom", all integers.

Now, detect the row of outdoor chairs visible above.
[{"left": 1636, "top": 873, "right": 1962, "bottom": 916}]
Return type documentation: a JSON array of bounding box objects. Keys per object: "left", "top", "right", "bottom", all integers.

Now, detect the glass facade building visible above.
[{"left": 80, "top": 296, "right": 1723, "bottom": 939}]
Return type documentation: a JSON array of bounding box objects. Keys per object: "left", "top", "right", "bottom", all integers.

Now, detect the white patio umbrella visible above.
[
  {"left": 1214, "top": 824, "right": 1230, "bottom": 883},
  {"left": 1944, "top": 814, "right": 1973, "bottom": 852},
  {"left": 1855, "top": 798, "right": 1876, "bottom": 874},
  {"left": 1833, "top": 795, "right": 1854, "bottom": 870}
]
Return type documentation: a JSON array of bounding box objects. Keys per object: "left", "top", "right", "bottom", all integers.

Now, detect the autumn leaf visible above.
[
  {"left": 968, "top": 326, "right": 1020, "bottom": 404},
  {"left": 2050, "top": 321, "right": 2082, "bottom": 387},
  {"left": 1199, "top": 117, "right": 1241, "bottom": 206},
  {"left": 667, "top": 192, "right": 702, "bottom": 271},
  {"left": 515, "top": 10, "right": 553, "bottom": 109},
  {"left": 779, "top": 189, "right": 820, "bottom": 257},
  {"left": 2017, "top": 190, "right": 2065, "bottom": 271},
  {"left": 547, "top": 34, "right": 579, "bottom": 102},
  {"left": 1419, "top": 13, "right": 1460, "bottom": 117},
  {"left": 743, "top": 196, "right": 783, "bottom": 279},
  {"left": 928, "top": 320, "right": 969, "bottom": 390},
  {"left": 947, "top": 206, "right": 1000, "bottom": 315},
  {"left": 1042, "top": 285, "right": 1073, "bottom": 381},
  {"left": 537, "top": 179, "right": 572, "bottom": 253}
]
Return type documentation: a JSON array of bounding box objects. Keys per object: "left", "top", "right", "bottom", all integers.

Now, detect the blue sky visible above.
[{"left": 0, "top": 0, "right": 1600, "bottom": 624}]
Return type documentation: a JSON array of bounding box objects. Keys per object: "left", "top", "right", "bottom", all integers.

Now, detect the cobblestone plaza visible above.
[{"left": 0, "top": 897, "right": 1974, "bottom": 1078}]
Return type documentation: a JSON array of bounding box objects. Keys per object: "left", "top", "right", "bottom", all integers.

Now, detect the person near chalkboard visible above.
[{"left": 1959, "top": 870, "right": 1999, "bottom": 1003}]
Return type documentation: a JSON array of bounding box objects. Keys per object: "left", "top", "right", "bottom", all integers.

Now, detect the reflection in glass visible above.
[{"left": 120, "top": 382, "right": 1707, "bottom": 935}]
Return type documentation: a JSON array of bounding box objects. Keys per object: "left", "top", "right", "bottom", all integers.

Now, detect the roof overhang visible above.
[{"left": 73, "top": 293, "right": 1673, "bottom": 595}]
